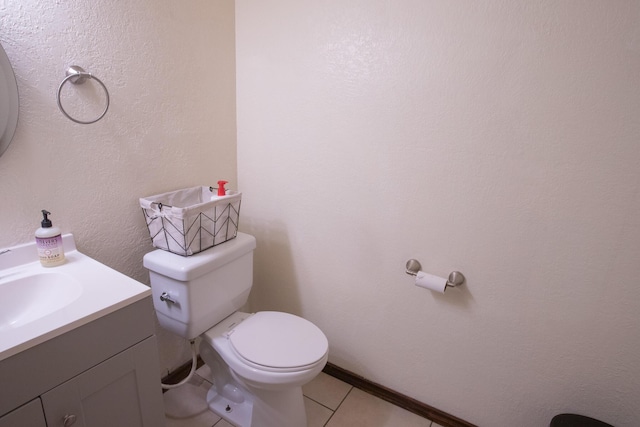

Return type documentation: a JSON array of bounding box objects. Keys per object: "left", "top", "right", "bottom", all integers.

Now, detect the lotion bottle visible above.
[{"left": 36, "top": 210, "right": 65, "bottom": 267}]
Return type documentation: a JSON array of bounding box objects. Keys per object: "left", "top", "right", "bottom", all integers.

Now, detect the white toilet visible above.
[{"left": 143, "top": 232, "right": 328, "bottom": 427}]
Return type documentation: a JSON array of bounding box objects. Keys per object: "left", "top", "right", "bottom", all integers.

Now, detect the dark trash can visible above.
[{"left": 550, "top": 413, "right": 614, "bottom": 427}]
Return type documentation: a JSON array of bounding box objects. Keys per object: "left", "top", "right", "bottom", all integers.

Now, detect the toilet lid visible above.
[{"left": 229, "top": 312, "right": 328, "bottom": 369}]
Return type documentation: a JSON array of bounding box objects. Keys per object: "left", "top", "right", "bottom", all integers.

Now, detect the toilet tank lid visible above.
[{"left": 143, "top": 232, "right": 256, "bottom": 281}]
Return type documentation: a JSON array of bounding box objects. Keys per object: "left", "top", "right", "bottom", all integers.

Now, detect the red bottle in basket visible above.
[{"left": 217, "top": 180, "right": 228, "bottom": 196}]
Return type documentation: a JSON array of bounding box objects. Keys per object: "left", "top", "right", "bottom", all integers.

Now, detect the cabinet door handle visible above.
[{"left": 63, "top": 414, "right": 77, "bottom": 426}]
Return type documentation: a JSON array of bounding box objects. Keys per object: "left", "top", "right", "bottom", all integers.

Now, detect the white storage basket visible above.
[{"left": 140, "top": 186, "right": 241, "bottom": 256}]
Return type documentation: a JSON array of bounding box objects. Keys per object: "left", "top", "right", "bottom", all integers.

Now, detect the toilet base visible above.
[
  {"left": 205, "top": 381, "right": 307, "bottom": 427},
  {"left": 206, "top": 385, "right": 253, "bottom": 427},
  {"left": 200, "top": 337, "right": 308, "bottom": 427}
]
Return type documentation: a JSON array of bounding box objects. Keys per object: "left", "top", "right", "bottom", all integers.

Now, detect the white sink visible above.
[
  {"left": 0, "top": 271, "right": 82, "bottom": 330},
  {"left": 0, "top": 234, "right": 151, "bottom": 361}
]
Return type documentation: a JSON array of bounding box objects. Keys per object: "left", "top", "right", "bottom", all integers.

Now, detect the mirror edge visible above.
[{"left": 0, "top": 41, "right": 20, "bottom": 158}]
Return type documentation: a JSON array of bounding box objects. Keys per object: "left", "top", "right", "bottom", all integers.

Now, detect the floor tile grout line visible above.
[
  {"left": 334, "top": 385, "right": 354, "bottom": 410},
  {"left": 322, "top": 386, "right": 355, "bottom": 426},
  {"left": 303, "top": 395, "right": 338, "bottom": 413}
]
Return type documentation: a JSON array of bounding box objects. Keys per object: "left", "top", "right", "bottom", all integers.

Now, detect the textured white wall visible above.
[
  {"left": 236, "top": 1, "right": 640, "bottom": 426},
  {"left": 0, "top": 1, "right": 236, "bottom": 375}
]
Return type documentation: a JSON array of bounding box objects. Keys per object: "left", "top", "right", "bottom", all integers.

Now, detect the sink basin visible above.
[
  {"left": 0, "top": 271, "right": 82, "bottom": 330},
  {"left": 0, "top": 234, "right": 151, "bottom": 362}
]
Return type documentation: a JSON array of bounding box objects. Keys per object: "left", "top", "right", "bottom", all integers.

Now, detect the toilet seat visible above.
[{"left": 226, "top": 311, "right": 328, "bottom": 373}]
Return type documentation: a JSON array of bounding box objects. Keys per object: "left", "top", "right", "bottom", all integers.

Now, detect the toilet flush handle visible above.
[{"left": 160, "top": 292, "right": 176, "bottom": 304}]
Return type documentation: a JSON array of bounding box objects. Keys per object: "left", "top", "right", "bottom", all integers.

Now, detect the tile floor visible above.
[{"left": 163, "top": 365, "right": 444, "bottom": 427}]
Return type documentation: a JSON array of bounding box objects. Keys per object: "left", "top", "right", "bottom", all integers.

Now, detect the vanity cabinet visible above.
[
  {"left": 41, "top": 337, "right": 160, "bottom": 427},
  {"left": 0, "top": 298, "right": 165, "bottom": 427},
  {"left": 0, "top": 399, "right": 46, "bottom": 427}
]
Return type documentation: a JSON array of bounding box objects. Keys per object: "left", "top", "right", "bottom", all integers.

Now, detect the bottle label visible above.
[{"left": 36, "top": 235, "right": 65, "bottom": 266}]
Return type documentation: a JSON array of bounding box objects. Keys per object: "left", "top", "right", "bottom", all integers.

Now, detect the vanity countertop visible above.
[{"left": 0, "top": 234, "right": 151, "bottom": 362}]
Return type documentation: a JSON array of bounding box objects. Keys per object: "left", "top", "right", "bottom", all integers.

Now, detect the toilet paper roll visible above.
[{"left": 415, "top": 271, "right": 447, "bottom": 293}]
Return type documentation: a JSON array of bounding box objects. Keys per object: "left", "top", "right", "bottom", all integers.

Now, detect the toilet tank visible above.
[{"left": 143, "top": 232, "right": 257, "bottom": 340}]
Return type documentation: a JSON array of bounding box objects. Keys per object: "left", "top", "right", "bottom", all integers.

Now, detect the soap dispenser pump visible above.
[{"left": 35, "top": 210, "right": 65, "bottom": 267}]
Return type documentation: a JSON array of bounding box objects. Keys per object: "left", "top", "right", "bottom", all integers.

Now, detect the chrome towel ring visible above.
[{"left": 56, "top": 65, "right": 110, "bottom": 124}]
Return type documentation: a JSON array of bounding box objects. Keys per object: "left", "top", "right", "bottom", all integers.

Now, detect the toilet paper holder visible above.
[{"left": 405, "top": 259, "right": 465, "bottom": 288}]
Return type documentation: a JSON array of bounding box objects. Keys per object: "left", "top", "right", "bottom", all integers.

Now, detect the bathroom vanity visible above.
[{"left": 0, "top": 235, "right": 165, "bottom": 427}]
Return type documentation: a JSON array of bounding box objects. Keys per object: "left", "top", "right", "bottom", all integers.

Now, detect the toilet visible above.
[{"left": 143, "top": 232, "right": 328, "bottom": 427}]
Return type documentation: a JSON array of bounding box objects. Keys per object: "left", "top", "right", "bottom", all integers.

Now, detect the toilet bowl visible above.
[
  {"left": 143, "top": 232, "right": 329, "bottom": 427},
  {"left": 199, "top": 311, "right": 328, "bottom": 427}
]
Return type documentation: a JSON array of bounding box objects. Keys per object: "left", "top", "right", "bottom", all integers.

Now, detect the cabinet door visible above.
[
  {"left": 41, "top": 337, "right": 165, "bottom": 427},
  {"left": 0, "top": 398, "right": 47, "bottom": 427}
]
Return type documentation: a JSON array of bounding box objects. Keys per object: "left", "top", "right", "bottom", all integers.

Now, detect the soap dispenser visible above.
[{"left": 35, "top": 210, "right": 65, "bottom": 267}]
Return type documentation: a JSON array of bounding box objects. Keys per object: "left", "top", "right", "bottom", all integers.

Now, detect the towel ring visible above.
[{"left": 56, "top": 65, "right": 110, "bottom": 124}]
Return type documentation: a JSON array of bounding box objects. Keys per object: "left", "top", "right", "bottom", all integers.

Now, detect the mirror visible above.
[{"left": 0, "top": 41, "right": 19, "bottom": 157}]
